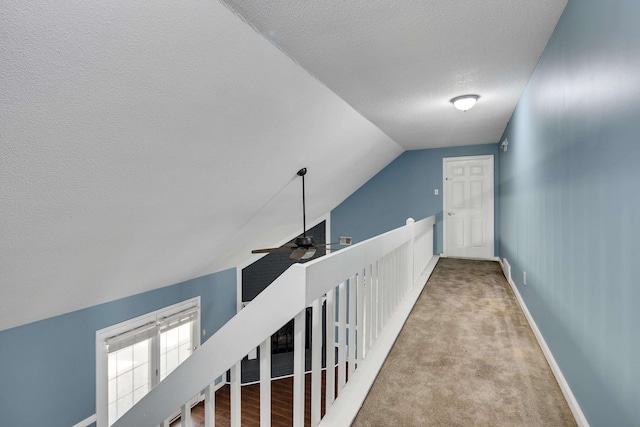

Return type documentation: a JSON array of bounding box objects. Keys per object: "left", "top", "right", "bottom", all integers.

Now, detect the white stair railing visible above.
[{"left": 112, "top": 215, "right": 435, "bottom": 427}]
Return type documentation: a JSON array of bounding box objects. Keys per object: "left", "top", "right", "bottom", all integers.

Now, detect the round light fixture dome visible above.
[{"left": 450, "top": 94, "right": 480, "bottom": 111}]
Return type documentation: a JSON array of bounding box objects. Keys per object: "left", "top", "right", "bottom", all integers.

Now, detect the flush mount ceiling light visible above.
[{"left": 450, "top": 94, "right": 480, "bottom": 112}]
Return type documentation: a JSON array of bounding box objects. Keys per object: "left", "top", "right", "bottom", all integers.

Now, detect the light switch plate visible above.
[{"left": 434, "top": 189, "right": 439, "bottom": 195}]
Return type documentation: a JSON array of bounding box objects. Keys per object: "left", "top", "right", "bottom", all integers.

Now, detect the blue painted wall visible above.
[
  {"left": 498, "top": 0, "right": 640, "bottom": 425},
  {"left": 331, "top": 144, "right": 500, "bottom": 256},
  {"left": 0, "top": 268, "right": 237, "bottom": 427}
]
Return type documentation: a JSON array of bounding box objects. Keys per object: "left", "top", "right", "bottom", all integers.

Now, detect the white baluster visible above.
[
  {"left": 348, "top": 275, "right": 356, "bottom": 379},
  {"left": 391, "top": 252, "right": 396, "bottom": 311},
  {"left": 397, "top": 249, "right": 402, "bottom": 302},
  {"left": 259, "top": 338, "right": 271, "bottom": 427},
  {"left": 387, "top": 253, "right": 393, "bottom": 314},
  {"left": 405, "top": 245, "right": 410, "bottom": 290},
  {"left": 375, "top": 260, "right": 382, "bottom": 339},
  {"left": 337, "top": 281, "right": 347, "bottom": 392},
  {"left": 311, "top": 298, "right": 322, "bottom": 426},
  {"left": 408, "top": 243, "right": 413, "bottom": 285},
  {"left": 407, "top": 244, "right": 411, "bottom": 287},
  {"left": 399, "top": 249, "right": 404, "bottom": 299},
  {"left": 356, "top": 269, "right": 365, "bottom": 363},
  {"left": 399, "top": 248, "right": 405, "bottom": 296},
  {"left": 325, "top": 287, "right": 336, "bottom": 409},
  {"left": 403, "top": 247, "right": 407, "bottom": 290},
  {"left": 380, "top": 255, "right": 389, "bottom": 330},
  {"left": 375, "top": 258, "right": 384, "bottom": 332},
  {"left": 204, "top": 383, "right": 215, "bottom": 427},
  {"left": 407, "top": 217, "right": 416, "bottom": 284},
  {"left": 293, "top": 311, "right": 306, "bottom": 427},
  {"left": 365, "top": 264, "right": 373, "bottom": 352},
  {"left": 395, "top": 251, "right": 399, "bottom": 307},
  {"left": 391, "top": 254, "right": 396, "bottom": 315},
  {"left": 391, "top": 253, "right": 397, "bottom": 311},
  {"left": 398, "top": 251, "right": 401, "bottom": 296},
  {"left": 230, "top": 362, "right": 241, "bottom": 427},
  {"left": 181, "top": 401, "right": 193, "bottom": 427},
  {"left": 384, "top": 256, "right": 388, "bottom": 319},
  {"left": 391, "top": 248, "right": 402, "bottom": 308}
]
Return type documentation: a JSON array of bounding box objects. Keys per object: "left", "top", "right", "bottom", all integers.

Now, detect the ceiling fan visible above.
[{"left": 251, "top": 168, "right": 347, "bottom": 260}]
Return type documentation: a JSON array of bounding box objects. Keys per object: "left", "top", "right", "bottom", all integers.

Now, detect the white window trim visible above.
[{"left": 95, "top": 297, "right": 201, "bottom": 427}]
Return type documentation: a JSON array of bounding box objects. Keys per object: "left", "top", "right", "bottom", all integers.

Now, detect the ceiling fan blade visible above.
[
  {"left": 300, "top": 248, "right": 316, "bottom": 259},
  {"left": 290, "top": 247, "right": 308, "bottom": 260},
  {"left": 252, "top": 246, "right": 294, "bottom": 254}
]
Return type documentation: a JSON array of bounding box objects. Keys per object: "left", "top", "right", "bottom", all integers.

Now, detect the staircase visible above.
[{"left": 112, "top": 216, "right": 436, "bottom": 427}]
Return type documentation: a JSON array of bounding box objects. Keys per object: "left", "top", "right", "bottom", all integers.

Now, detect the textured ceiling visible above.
[
  {"left": 1, "top": 0, "right": 569, "bottom": 331},
  {"left": 220, "top": 0, "right": 568, "bottom": 150},
  {"left": 0, "top": 0, "right": 402, "bottom": 331}
]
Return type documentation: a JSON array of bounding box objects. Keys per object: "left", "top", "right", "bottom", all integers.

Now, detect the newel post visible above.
[{"left": 406, "top": 218, "right": 415, "bottom": 283}]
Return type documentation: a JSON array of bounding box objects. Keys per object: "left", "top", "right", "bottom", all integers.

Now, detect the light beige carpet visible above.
[{"left": 352, "top": 258, "right": 576, "bottom": 427}]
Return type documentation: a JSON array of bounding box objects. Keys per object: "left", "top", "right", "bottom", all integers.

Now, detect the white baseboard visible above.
[
  {"left": 318, "top": 255, "right": 440, "bottom": 427},
  {"left": 499, "top": 258, "right": 589, "bottom": 427},
  {"left": 72, "top": 414, "right": 96, "bottom": 427},
  {"left": 442, "top": 254, "right": 500, "bottom": 262}
]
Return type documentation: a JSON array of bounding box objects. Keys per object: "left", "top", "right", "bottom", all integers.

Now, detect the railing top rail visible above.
[
  {"left": 304, "top": 215, "right": 435, "bottom": 304},
  {"left": 113, "top": 265, "right": 307, "bottom": 427},
  {"left": 306, "top": 215, "right": 434, "bottom": 269}
]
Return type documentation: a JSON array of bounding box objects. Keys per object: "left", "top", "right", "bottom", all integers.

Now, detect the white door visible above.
[{"left": 443, "top": 155, "right": 494, "bottom": 259}]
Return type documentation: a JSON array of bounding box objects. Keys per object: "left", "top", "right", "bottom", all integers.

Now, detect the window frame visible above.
[{"left": 96, "top": 297, "right": 201, "bottom": 427}]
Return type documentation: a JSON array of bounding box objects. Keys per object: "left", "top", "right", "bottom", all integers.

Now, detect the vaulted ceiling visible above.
[
  {"left": 221, "top": 0, "right": 568, "bottom": 149},
  {"left": 0, "top": 0, "right": 566, "bottom": 331}
]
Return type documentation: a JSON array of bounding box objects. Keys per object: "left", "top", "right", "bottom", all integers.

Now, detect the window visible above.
[{"left": 96, "top": 298, "right": 200, "bottom": 427}]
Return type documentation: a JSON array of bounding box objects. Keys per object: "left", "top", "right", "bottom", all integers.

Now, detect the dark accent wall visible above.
[
  {"left": 242, "top": 221, "right": 326, "bottom": 301},
  {"left": 240, "top": 221, "right": 327, "bottom": 383},
  {"left": 497, "top": 0, "right": 640, "bottom": 425}
]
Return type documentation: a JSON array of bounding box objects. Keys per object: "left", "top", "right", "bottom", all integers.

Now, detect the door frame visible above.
[{"left": 442, "top": 155, "right": 495, "bottom": 259}]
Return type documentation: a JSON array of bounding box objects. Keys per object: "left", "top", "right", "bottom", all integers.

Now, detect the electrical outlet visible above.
[
  {"left": 434, "top": 188, "right": 439, "bottom": 195},
  {"left": 523, "top": 271, "right": 527, "bottom": 286},
  {"left": 202, "top": 329, "right": 206, "bottom": 336}
]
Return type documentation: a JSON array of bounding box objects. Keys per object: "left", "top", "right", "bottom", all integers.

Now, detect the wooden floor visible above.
[{"left": 171, "top": 370, "right": 337, "bottom": 427}]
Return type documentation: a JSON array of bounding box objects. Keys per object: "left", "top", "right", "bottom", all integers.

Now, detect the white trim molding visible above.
[
  {"left": 442, "top": 155, "right": 495, "bottom": 260},
  {"left": 71, "top": 414, "right": 96, "bottom": 427},
  {"left": 499, "top": 258, "right": 589, "bottom": 427}
]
